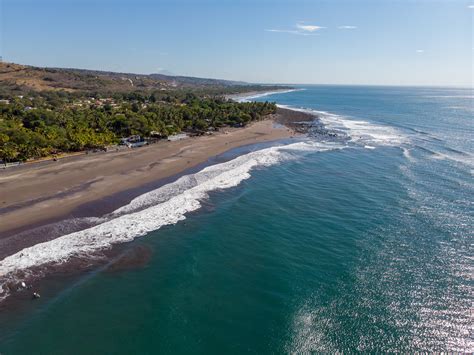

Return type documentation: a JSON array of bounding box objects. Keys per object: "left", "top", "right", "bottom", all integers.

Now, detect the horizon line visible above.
[{"left": 3, "top": 60, "right": 471, "bottom": 90}]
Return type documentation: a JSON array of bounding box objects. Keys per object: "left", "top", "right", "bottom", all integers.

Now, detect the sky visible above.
[{"left": 1, "top": 0, "right": 473, "bottom": 86}]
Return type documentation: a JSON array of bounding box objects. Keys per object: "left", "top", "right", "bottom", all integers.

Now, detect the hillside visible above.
[{"left": 0, "top": 62, "right": 283, "bottom": 95}]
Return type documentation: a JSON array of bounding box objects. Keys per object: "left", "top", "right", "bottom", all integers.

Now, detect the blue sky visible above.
[{"left": 1, "top": 0, "right": 473, "bottom": 86}]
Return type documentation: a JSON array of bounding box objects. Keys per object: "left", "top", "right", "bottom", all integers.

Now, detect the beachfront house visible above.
[
  {"left": 167, "top": 133, "right": 189, "bottom": 142},
  {"left": 150, "top": 131, "right": 164, "bottom": 138},
  {"left": 126, "top": 141, "right": 148, "bottom": 148},
  {"left": 119, "top": 135, "right": 148, "bottom": 148},
  {"left": 120, "top": 135, "right": 141, "bottom": 144}
]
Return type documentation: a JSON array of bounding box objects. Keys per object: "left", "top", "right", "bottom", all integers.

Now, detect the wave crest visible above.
[{"left": 0, "top": 141, "right": 334, "bottom": 301}]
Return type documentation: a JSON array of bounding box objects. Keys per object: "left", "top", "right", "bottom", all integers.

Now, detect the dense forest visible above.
[{"left": 0, "top": 89, "right": 277, "bottom": 163}]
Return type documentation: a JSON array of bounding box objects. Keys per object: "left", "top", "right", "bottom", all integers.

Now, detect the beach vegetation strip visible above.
[{"left": 0, "top": 61, "right": 289, "bottom": 164}]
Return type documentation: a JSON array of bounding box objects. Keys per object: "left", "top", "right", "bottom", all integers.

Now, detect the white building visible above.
[{"left": 167, "top": 133, "right": 189, "bottom": 142}]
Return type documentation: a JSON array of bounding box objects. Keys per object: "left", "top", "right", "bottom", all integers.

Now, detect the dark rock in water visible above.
[
  {"left": 274, "top": 107, "right": 348, "bottom": 143},
  {"left": 274, "top": 107, "right": 317, "bottom": 133}
]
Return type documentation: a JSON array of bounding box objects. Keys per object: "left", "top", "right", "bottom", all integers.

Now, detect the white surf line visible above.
[
  {"left": 0, "top": 141, "right": 339, "bottom": 301},
  {"left": 233, "top": 88, "right": 303, "bottom": 102},
  {"left": 276, "top": 104, "right": 408, "bottom": 147}
]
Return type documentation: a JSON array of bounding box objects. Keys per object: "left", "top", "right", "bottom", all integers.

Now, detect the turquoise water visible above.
[{"left": 1, "top": 86, "right": 472, "bottom": 353}]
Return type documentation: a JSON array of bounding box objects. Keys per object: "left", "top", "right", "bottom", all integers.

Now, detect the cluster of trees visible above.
[{"left": 0, "top": 90, "right": 276, "bottom": 163}]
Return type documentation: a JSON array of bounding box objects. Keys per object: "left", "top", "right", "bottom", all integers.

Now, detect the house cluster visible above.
[
  {"left": 119, "top": 132, "right": 190, "bottom": 147},
  {"left": 0, "top": 99, "right": 37, "bottom": 111},
  {"left": 71, "top": 97, "right": 119, "bottom": 108},
  {"left": 0, "top": 95, "right": 37, "bottom": 105}
]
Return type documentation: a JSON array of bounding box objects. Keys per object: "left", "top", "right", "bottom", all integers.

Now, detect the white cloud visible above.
[
  {"left": 265, "top": 23, "right": 324, "bottom": 36},
  {"left": 296, "top": 24, "right": 325, "bottom": 32},
  {"left": 468, "top": 5, "right": 474, "bottom": 8},
  {"left": 416, "top": 49, "right": 424, "bottom": 53},
  {"left": 265, "top": 29, "right": 300, "bottom": 35},
  {"left": 338, "top": 25, "right": 357, "bottom": 29}
]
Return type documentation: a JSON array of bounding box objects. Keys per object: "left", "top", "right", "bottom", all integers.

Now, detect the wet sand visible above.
[
  {"left": 0, "top": 109, "right": 314, "bottom": 246},
  {"left": 0, "top": 107, "right": 317, "bottom": 309}
]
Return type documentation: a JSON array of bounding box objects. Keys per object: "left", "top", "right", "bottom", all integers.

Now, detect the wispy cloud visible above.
[
  {"left": 416, "top": 49, "right": 424, "bottom": 53},
  {"left": 296, "top": 24, "right": 325, "bottom": 32},
  {"left": 265, "top": 28, "right": 318, "bottom": 36},
  {"left": 338, "top": 25, "right": 357, "bottom": 29},
  {"left": 265, "top": 29, "right": 299, "bottom": 35},
  {"left": 265, "top": 23, "right": 325, "bottom": 36}
]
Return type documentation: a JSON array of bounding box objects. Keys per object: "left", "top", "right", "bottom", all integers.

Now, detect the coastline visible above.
[
  {"left": 0, "top": 103, "right": 317, "bottom": 307},
  {"left": 225, "top": 88, "right": 300, "bottom": 102},
  {"left": 0, "top": 108, "right": 315, "bottom": 250}
]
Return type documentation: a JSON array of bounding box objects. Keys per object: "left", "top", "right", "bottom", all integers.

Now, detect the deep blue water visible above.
[{"left": 1, "top": 85, "right": 472, "bottom": 353}]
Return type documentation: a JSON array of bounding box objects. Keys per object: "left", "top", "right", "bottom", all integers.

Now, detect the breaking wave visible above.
[
  {"left": 277, "top": 103, "right": 472, "bottom": 169},
  {"left": 0, "top": 141, "right": 337, "bottom": 301},
  {"left": 277, "top": 104, "right": 408, "bottom": 147}
]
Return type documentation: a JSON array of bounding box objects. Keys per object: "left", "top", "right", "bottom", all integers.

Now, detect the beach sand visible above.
[
  {"left": 0, "top": 107, "right": 317, "bottom": 308},
  {"left": 0, "top": 108, "right": 314, "bottom": 249}
]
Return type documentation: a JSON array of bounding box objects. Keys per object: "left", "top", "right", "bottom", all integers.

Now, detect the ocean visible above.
[{"left": 0, "top": 85, "right": 472, "bottom": 353}]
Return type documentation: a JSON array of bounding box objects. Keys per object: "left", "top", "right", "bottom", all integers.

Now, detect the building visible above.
[
  {"left": 126, "top": 141, "right": 148, "bottom": 148},
  {"left": 167, "top": 133, "right": 188, "bottom": 142},
  {"left": 120, "top": 135, "right": 141, "bottom": 145}
]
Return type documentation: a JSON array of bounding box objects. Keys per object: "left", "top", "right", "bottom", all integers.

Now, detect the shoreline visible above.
[
  {"left": 0, "top": 119, "right": 290, "bottom": 238},
  {"left": 0, "top": 105, "right": 317, "bottom": 307},
  {"left": 0, "top": 108, "right": 316, "bottom": 249},
  {"left": 0, "top": 87, "right": 296, "bottom": 171},
  {"left": 225, "top": 88, "right": 300, "bottom": 102}
]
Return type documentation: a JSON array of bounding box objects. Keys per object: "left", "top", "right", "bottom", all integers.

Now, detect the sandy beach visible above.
[{"left": 0, "top": 108, "right": 313, "bottom": 249}]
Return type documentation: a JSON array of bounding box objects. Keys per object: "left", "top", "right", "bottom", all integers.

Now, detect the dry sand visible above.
[{"left": 0, "top": 117, "right": 296, "bottom": 238}]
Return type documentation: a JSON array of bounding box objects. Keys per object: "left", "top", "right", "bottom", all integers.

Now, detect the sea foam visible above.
[
  {"left": 277, "top": 104, "right": 408, "bottom": 147},
  {"left": 0, "top": 141, "right": 333, "bottom": 301},
  {"left": 234, "top": 89, "right": 303, "bottom": 103},
  {"left": 236, "top": 91, "right": 407, "bottom": 148}
]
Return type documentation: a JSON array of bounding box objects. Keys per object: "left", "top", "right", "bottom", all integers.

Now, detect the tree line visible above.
[{"left": 0, "top": 90, "right": 277, "bottom": 163}]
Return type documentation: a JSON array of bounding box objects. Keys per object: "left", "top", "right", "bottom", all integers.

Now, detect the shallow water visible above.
[{"left": 0, "top": 85, "right": 472, "bottom": 353}]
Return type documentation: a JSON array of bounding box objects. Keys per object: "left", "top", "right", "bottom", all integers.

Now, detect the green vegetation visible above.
[
  {"left": 0, "top": 90, "right": 277, "bottom": 163},
  {"left": 0, "top": 62, "right": 287, "bottom": 163}
]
